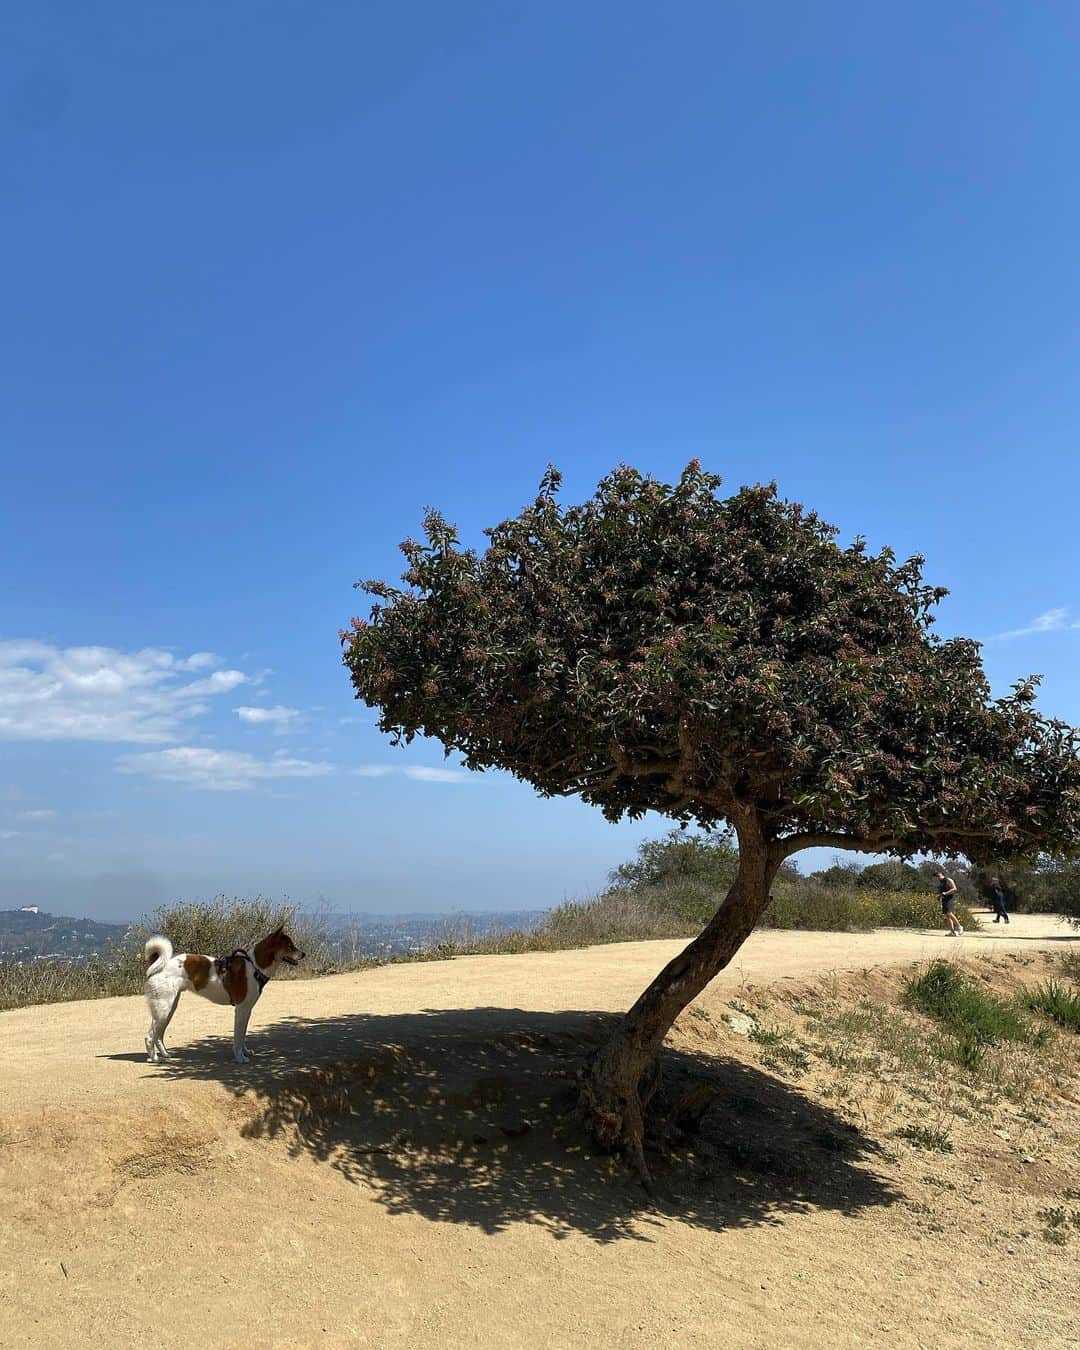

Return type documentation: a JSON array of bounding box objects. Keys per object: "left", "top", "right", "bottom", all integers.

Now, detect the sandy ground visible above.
[{"left": 1, "top": 914, "right": 1077, "bottom": 1349}]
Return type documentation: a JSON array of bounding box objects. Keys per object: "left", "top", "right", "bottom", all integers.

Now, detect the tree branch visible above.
[{"left": 771, "top": 832, "right": 897, "bottom": 863}]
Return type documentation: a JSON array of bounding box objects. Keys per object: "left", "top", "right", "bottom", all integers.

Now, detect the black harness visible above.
[{"left": 215, "top": 948, "right": 270, "bottom": 1004}]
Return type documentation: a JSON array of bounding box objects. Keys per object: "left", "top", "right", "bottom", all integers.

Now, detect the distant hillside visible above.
[
  {"left": 0, "top": 908, "right": 129, "bottom": 962},
  {"left": 0, "top": 906, "right": 551, "bottom": 964}
]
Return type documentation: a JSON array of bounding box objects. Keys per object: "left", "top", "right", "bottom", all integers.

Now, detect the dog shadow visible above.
[{"left": 139, "top": 1005, "right": 900, "bottom": 1244}]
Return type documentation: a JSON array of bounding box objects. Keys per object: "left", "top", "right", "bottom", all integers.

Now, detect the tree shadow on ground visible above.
[{"left": 138, "top": 1006, "right": 901, "bottom": 1244}]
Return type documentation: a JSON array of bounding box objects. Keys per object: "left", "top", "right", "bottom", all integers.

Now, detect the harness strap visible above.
[{"left": 217, "top": 948, "right": 270, "bottom": 1004}]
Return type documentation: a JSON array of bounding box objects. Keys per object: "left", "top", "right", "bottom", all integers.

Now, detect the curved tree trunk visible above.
[{"left": 580, "top": 824, "right": 775, "bottom": 1181}]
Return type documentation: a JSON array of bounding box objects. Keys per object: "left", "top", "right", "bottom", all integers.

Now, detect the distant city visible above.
[{"left": 0, "top": 905, "right": 550, "bottom": 965}]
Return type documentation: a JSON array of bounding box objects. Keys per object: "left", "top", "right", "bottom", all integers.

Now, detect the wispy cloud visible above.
[
  {"left": 992, "top": 607, "right": 1080, "bottom": 640},
  {"left": 0, "top": 641, "right": 250, "bottom": 743},
  {"left": 16, "top": 809, "right": 55, "bottom": 821},
  {"left": 117, "top": 746, "right": 333, "bottom": 791},
  {"left": 350, "top": 764, "right": 471, "bottom": 784},
  {"left": 235, "top": 704, "right": 300, "bottom": 730}
]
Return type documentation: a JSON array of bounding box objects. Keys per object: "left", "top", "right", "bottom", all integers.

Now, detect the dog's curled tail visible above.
[{"left": 144, "top": 935, "right": 173, "bottom": 975}]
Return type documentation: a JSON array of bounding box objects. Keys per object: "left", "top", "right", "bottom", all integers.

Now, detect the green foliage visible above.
[
  {"left": 343, "top": 463, "right": 1080, "bottom": 864},
  {"left": 856, "top": 860, "right": 927, "bottom": 892},
  {"left": 748, "top": 1024, "right": 811, "bottom": 1075},
  {"left": 905, "top": 961, "right": 1048, "bottom": 1071},
  {"left": 808, "top": 862, "right": 863, "bottom": 889},
  {"left": 609, "top": 827, "right": 738, "bottom": 891},
  {"left": 970, "top": 857, "right": 1080, "bottom": 917},
  {"left": 600, "top": 831, "right": 981, "bottom": 932},
  {"left": 1023, "top": 980, "right": 1080, "bottom": 1032}
]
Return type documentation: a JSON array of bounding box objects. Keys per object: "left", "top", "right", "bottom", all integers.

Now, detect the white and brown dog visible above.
[{"left": 143, "top": 926, "right": 304, "bottom": 1064}]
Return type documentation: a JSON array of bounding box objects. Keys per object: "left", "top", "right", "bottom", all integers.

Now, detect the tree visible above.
[
  {"left": 857, "top": 860, "right": 925, "bottom": 892},
  {"left": 808, "top": 862, "right": 863, "bottom": 889},
  {"left": 342, "top": 464, "right": 1080, "bottom": 1179},
  {"left": 609, "top": 828, "right": 739, "bottom": 891}
]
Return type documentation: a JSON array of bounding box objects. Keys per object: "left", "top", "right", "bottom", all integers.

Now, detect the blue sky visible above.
[{"left": 2, "top": 3, "right": 1079, "bottom": 921}]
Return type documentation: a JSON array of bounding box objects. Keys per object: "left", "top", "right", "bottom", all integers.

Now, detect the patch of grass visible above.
[
  {"left": 895, "top": 1124, "right": 953, "bottom": 1153},
  {"left": 905, "top": 961, "right": 1049, "bottom": 1072},
  {"left": 0, "top": 956, "right": 136, "bottom": 1012},
  {"left": 749, "top": 1025, "right": 811, "bottom": 1075},
  {"left": 1023, "top": 980, "right": 1080, "bottom": 1032},
  {"left": 1058, "top": 950, "right": 1080, "bottom": 984}
]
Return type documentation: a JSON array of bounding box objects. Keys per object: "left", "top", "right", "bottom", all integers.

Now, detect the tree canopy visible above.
[{"left": 343, "top": 463, "right": 1080, "bottom": 869}]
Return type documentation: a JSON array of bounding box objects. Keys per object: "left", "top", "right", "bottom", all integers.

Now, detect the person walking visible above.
[
  {"left": 932, "top": 868, "right": 964, "bottom": 936},
  {"left": 990, "top": 876, "right": 1010, "bottom": 924}
]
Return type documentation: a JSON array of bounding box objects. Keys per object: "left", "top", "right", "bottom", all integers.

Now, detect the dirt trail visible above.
[{"left": 1, "top": 914, "right": 1076, "bottom": 1350}]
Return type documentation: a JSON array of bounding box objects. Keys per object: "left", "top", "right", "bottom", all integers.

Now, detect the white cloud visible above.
[
  {"left": 0, "top": 830, "right": 20, "bottom": 840},
  {"left": 0, "top": 641, "right": 250, "bottom": 743},
  {"left": 403, "top": 766, "right": 470, "bottom": 783},
  {"left": 16, "top": 809, "right": 55, "bottom": 821},
  {"left": 351, "top": 764, "right": 470, "bottom": 784},
  {"left": 117, "top": 746, "right": 333, "bottom": 792},
  {"left": 235, "top": 704, "right": 300, "bottom": 729},
  {"left": 993, "top": 607, "right": 1073, "bottom": 640}
]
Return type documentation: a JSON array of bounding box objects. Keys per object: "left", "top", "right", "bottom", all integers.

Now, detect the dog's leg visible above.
[
  {"left": 145, "top": 987, "right": 178, "bottom": 1063},
  {"left": 155, "top": 990, "right": 182, "bottom": 1058},
  {"left": 232, "top": 1001, "right": 255, "bottom": 1064}
]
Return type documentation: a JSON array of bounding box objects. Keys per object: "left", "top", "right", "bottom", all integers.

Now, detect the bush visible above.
[
  {"left": 609, "top": 829, "right": 739, "bottom": 893},
  {"left": 129, "top": 896, "right": 331, "bottom": 970},
  {"left": 0, "top": 896, "right": 334, "bottom": 1012},
  {"left": 760, "top": 887, "right": 978, "bottom": 933},
  {"left": 760, "top": 887, "right": 879, "bottom": 931},
  {"left": 545, "top": 889, "right": 693, "bottom": 946}
]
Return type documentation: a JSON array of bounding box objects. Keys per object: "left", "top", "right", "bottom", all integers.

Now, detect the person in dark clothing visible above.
[
  {"left": 931, "top": 868, "right": 964, "bottom": 936},
  {"left": 990, "top": 876, "right": 1010, "bottom": 924}
]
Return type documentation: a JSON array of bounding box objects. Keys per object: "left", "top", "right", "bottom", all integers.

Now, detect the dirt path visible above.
[
  {"left": 1, "top": 914, "right": 1076, "bottom": 1349},
  {"left": 2, "top": 913, "right": 1066, "bottom": 1111}
]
